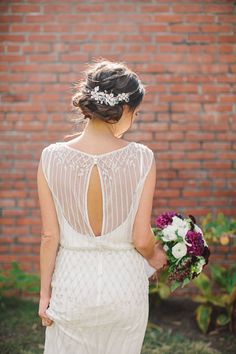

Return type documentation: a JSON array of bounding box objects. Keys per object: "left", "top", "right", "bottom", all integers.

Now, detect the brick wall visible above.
[{"left": 1, "top": 1, "right": 235, "bottom": 295}]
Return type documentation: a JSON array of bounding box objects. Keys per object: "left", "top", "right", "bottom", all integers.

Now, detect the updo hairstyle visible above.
[{"left": 71, "top": 58, "right": 146, "bottom": 124}]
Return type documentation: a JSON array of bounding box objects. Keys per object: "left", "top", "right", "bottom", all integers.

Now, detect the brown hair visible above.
[{"left": 64, "top": 57, "right": 146, "bottom": 141}]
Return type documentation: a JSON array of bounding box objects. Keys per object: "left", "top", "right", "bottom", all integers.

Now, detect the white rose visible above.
[
  {"left": 162, "top": 225, "right": 177, "bottom": 242},
  {"left": 177, "top": 226, "right": 189, "bottom": 239},
  {"left": 171, "top": 242, "right": 187, "bottom": 259},
  {"left": 172, "top": 216, "right": 185, "bottom": 228},
  {"left": 172, "top": 217, "right": 190, "bottom": 239}
]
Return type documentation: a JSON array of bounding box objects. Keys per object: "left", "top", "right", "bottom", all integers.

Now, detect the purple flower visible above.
[
  {"left": 186, "top": 230, "right": 205, "bottom": 256},
  {"left": 156, "top": 210, "right": 183, "bottom": 229}
]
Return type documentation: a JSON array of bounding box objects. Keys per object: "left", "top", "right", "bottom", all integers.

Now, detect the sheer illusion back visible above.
[{"left": 40, "top": 141, "right": 154, "bottom": 241}]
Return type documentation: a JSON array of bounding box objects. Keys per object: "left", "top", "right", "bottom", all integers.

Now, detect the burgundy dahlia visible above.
[
  {"left": 156, "top": 211, "right": 182, "bottom": 229},
  {"left": 185, "top": 230, "right": 205, "bottom": 256}
]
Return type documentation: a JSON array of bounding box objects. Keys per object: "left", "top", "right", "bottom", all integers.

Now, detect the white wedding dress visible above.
[{"left": 40, "top": 140, "right": 157, "bottom": 354}]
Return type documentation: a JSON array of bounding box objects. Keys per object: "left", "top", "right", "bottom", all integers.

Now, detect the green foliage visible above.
[
  {"left": 157, "top": 280, "right": 171, "bottom": 299},
  {"left": 193, "top": 272, "right": 212, "bottom": 297},
  {"left": 192, "top": 263, "right": 236, "bottom": 334},
  {"left": 0, "top": 296, "right": 44, "bottom": 353},
  {"left": 196, "top": 304, "right": 212, "bottom": 334},
  {"left": 149, "top": 267, "right": 171, "bottom": 300},
  {"left": 0, "top": 261, "right": 40, "bottom": 299},
  {"left": 201, "top": 212, "right": 236, "bottom": 245},
  {"left": 210, "top": 263, "right": 236, "bottom": 293},
  {"left": 142, "top": 325, "right": 221, "bottom": 354},
  {"left": 170, "top": 281, "right": 182, "bottom": 293},
  {"left": 216, "top": 313, "right": 230, "bottom": 326}
]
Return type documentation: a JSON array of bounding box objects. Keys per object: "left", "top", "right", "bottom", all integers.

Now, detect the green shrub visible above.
[
  {"left": 192, "top": 263, "right": 236, "bottom": 334},
  {"left": 0, "top": 261, "right": 39, "bottom": 299},
  {"left": 201, "top": 212, "right": 236, "bottom": 245}
]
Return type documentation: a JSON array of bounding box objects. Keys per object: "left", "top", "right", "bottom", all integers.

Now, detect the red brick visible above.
[
  {"left": 0, "top": 34, "right": 25, "bottom": 42},
  {"left": 219, "top": 35, "right": 236, "bottom": 43},
  {"left": 172, "top": 4, "right": 202, "bottom": 13},
  {"left": 43, "top": 4, "right": 71, "bottom": 13},
  {"left": 139, "top": 24, "right": 168, "bottom": 33},
  {"left": 17, "top": 237, "right": 40, "bottom": 244},
  {"left": 201, "top": 25, "right": 232, "bottom": 33},
  {"left": 0, "top": 15, "right": 23, "bottom": 23},
  {"left": 11, "top": 4, "right": 41, "bottom": 13},
  {"left": 171, "top": 24, "right": 199, "bottom": 33},
  {"left": 204, "top": 4, "right": 234, "bottom": 13},
  {"left": 25, "top": 14, "right": 54, "bottom": 23},
  {"left": 11, "top": 24, "right": 41, "bottom": 32},
  {"left": 140, "top": 4, "right": 169, "bottom": 13},
  {"left": 0, "top": 54, "right": 24, "bottom": 63},
  {"left": 28, "top": 34, "right": 57, "bottom": 42}
]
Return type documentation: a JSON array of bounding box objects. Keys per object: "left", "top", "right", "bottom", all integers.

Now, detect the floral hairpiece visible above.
[{"left": 87, "top": 81, "right": 144, "bottom": 106}]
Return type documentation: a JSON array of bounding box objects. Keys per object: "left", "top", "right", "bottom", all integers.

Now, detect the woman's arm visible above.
[
  {"left": 132, "top": 154, "right": 168, "bottom": 270},
  {"left": 132, "top": 156, "right": 156, "bottom": 251},
  {"left": 37, "top": 157, "right": 60, "bottom": 300}
]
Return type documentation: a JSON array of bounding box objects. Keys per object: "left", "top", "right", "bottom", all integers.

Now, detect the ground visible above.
[
  {"left": 0, "top": 295, "right": 235, "bottom": 354},
  {"left": 146, "top": 294, "right": 236, "bottom": 354}
]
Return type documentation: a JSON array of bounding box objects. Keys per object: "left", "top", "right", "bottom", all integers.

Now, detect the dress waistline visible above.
[{"left": 59, "top": 243, "right": 135, "bottom": 252}]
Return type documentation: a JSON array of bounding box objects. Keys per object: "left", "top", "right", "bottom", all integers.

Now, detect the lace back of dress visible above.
[{"left": 40, "top": 142, "right": 154, "bottom": 238}]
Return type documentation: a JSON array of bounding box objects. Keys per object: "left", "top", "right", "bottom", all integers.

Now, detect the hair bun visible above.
[{"left": 71, "top": 58, "right": 145, "bottom": 123}]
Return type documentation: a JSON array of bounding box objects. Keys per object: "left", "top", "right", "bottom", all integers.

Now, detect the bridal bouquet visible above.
[{"left": 150, "top": 211, "right": 211, "bottom": 292}]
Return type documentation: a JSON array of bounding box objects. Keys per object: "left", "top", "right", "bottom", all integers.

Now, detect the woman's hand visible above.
[
  {"left": 38, "top": 297, "right": 54, "bottom": 327},
  {"left": 147, "top": 240, "right": 168, "bottom": 271}
]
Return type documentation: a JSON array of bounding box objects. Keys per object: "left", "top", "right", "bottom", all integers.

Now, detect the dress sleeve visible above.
[
  {"left": 139, "top": 145, "right": 155, "bottom": 183},
  {"left": 130, "top": 145, "right": 156, "bottom": 228},
  {"left": 132, "top": 145, "right": 157, "bottom": 278},
  {"left": 39, "top": 144, "right": 54, "bottom": 190}
]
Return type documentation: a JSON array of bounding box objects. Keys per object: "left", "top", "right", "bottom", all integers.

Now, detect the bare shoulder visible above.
[{"left": 119, "top": 139, "right": 134, "bottom": 147}]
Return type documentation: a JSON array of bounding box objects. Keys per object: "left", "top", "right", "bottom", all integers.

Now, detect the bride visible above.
[{"left": 37, "top": 58, "right": 167, "bottom": 354}]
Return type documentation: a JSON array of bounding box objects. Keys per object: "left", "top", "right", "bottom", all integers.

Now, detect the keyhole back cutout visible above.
[{"left": 86, "top": 164, "right": 104, "bottom": 237}]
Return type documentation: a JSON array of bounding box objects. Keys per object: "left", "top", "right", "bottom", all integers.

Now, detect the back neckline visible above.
[{"left": 60, "top": 141, "right": 135, "bottom": 157}]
